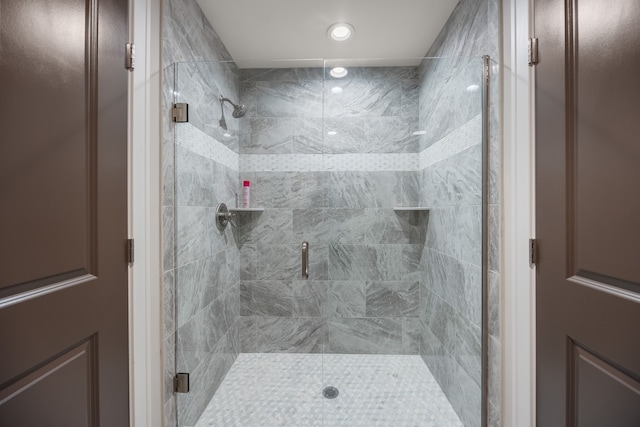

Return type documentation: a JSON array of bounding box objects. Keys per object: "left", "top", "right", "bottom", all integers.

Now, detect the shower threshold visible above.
[{"left": 193, "top": 353, "right": 462, "bottom": 427}]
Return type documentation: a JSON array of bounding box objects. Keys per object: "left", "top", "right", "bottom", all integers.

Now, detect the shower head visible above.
[{"left": 219, "top": 95, "right": 246, "bottom": 130}]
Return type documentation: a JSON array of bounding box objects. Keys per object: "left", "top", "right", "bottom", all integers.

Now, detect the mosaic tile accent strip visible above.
[
  {"left": 193, "top": 353, "right": 462, "bottom": 427},
  {"left": 240, "top": 153, "right": 418, "bottom": 172},
  {"left": 323, "top": 154, "right": 418, "bottom": 172},
  {"left": 176, "top": 124, "right": 239, "bottom": 172},
  {"left": 419, "top": 114, "right": 482, "bottom": 170},
  {"left": 240, "top": 154, "right": 322, "bottom": 172}
]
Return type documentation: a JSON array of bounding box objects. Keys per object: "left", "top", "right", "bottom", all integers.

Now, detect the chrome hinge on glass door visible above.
[{"left": 174, "top": 373, "right": 190, "bottom": 393}]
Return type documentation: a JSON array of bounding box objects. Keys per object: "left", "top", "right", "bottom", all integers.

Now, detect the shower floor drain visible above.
[{"left": 323, "top": 386, "right": 339, "bottom": 399}]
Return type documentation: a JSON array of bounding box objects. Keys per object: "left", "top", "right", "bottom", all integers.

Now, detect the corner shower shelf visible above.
[
  {"left": 392, "top": 207, "right": 430, "bottom": 212},
  {"left": 229, "top": 208, "right": 264, "bottom": 213}
]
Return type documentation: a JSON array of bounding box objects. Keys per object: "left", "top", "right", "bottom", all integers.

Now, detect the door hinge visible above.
[
  {"left": 126, "top": 238, "right": 135, "bottom": 266},
  {"left": 529, "top": 238, "right": 537, "bottom": 265},
  {"left": 174, "top": 373, "right": 190, "bottom": 393},
  {"left": 125, "top": 43, "right": 135, "bottom": 71},
  {"left": 172, "top": 103, "right": 189, "bottom": 123},
  {"left": 528, "top": 38, "right": 539, "bottom": 66}
]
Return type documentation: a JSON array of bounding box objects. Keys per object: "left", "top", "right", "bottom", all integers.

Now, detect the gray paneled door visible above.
[
  {"left": 0, "top": 0, "right": 130, "bottom": 425},
  {"left": 535, "top": 0, "right": 640, "bottom": 425}
]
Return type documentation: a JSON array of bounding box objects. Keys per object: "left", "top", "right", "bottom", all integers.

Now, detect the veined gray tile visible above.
[
  {"left": 292, "top": 280, "right": 325, "bottom": 317},
  {"left": 238, "top": 208, "right": 292, "bottom": 245},
  {"left": 240, "top": 280, "right": 293, "bottom": 317},
  {"left": 289, "top": 172, "right": 323, "bottom": 209},
  {"left": 239, "top": 316, "right": 324, "bottom": 353},
  {"left": 403, "top": 317, "right": 422, "bottom": 355},
  {"left": 322, "top": 118, "right": 366, "bottom": 153},
  {"left": 488, "top": 204, "right": 500, "bottom": 273},
  {"left": 239, "top": 244, "right": 257, "bottom": 280},
  {"left": 324, "top": 79, "right": 402, "bottom": 118},
  {"left": 175, "top": 145, "right": 214, "bottom": 207},
  {"left": 401, "top": 79, "right": 419, "bottom": 117},
  {"left": 292, "top": 118, "right": 324, "bottom": 154},
  {"left": 323, "top": 281, "right": 366, "bottom": 318},
  {"left": 452, "top": 315, "right": 482, "bottom": 387},
  {"left": 461, "top": 262, "right": 483, "bottom": 327},
  {"left": 364, "top": 209, "right": 424, "bottom": 244},
  {"left": 175, "top": 253, "right": 227, "bottom": 328},
  {"left": 488, "top": 335, "right": 501, "bottom": 416},
  {"left": 488, "top": 270, "right": 500, "bottom": 339},
  {"left": 177, "top": 322, "right": 238, "bottom": 426},
  {"left": 249, "top": 172, "right": 289, "bottom": 209},
  {"left": 364, "top": 117, "right": 419, "bottom": 153},
  {"left": 324, "top": 66, "right": 418, "bottom": 81},
  {"left": 211, "top": 161, "right": 238, "bottom": 207},
  {"left": 163, "top": 206, "right": 175, "bottom": 272},
  {"left": 327, "top": 318, "right": 402, "bottom": 354},
  {"left": 401, "top": 244, "right": 423, "bottom": 283},
  {"left": 425, "top": 207, "right": 458, "bottom": 257},
  {"left": 256, "top": 244, "right": 297, "bottom": 280},
  {"left": 324, "top": 171, "right": 402, "bottom": 208},
  {"left": 240, "top": 117, "right": 293, "bottom": 154},
  {"left": 422, "top": 288, "right": 458, "bottom": 357},
  {"left": 328, "top": 244, "right": 402, "bottom": 281},
  {"left": 239, "top": 81, "right": 257, "bottom": 119},
  {"left": 292, "top": 209, "right": 326, "bottom": 244},
  {"left": 240, "top": 67, "right": 323, "bottom": 82},
  {"left": 489, "top": 134, "right": 501, "bottom": 205},
  {"left": 307, "top": 243, "right": 328, "bottom": 281},
  {"left": 401, "top": 171, "right": 421, "bottom": 207},
  {"left": 164, "top": 397, "right": 176, "bottom": 427},
  {"left": 175, "top": 206, "right": 213, "bottom": 267},
  {"left": 321, "top": 208, "right": 367, "bottom": 244},
  {"left": 424, "top": 144, "right": 482, "bottom": 208},
  {"left": 257, "top": 81, "right": 323, "bottom": 118},
  {"left": 163, "top": 333, "right": 175, "bottom": 405},
  {"left": 162, "top": 139, "right": 175, "bottom": 207},
  {"left": 455, "top": 205, "right": 482, "bottom": 266},
  {"left": 163, "top": 270, "right": 175, "bottom": 340},
  {"left": 366, "top": 281, "right": 419, "bottom": 317},
  {"left": 447, "top": 362, "right": 482, "bottom": 427}
]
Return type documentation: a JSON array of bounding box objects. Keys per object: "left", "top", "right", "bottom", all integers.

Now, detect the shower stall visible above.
[{"left": 165, "top": 55, "right": 497, "bottom": 427}]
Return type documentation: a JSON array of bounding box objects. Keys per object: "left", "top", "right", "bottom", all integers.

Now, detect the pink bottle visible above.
[{"left": 242, "top": 180, "right": 250, "bottom": 208}]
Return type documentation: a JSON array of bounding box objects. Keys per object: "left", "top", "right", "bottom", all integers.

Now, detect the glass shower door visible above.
[
  {"left": 319, "top": 56, "right": 486, "bottom": 427},
  {"left": 169, "top": 56, "right": 490, "bottom": 427}
]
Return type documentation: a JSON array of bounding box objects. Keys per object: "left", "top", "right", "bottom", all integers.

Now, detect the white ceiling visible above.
[{"left": 196, "top": 0, "right": 460, "bottom": 68}]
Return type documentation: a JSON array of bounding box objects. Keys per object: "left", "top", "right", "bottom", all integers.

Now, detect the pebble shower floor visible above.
[{"left": 193, "top": 353, "right": 463, "bottom": 427}]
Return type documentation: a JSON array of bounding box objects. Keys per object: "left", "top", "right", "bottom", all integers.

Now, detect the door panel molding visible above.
[
  {"left": 0, "top": 337, "right": 98, "bottom": 425},
  {"left": 0, "top": 273, "right": 97, "bottom": 309},
  {"left": 569, "top": 272, "right": 640, "bottom": 299},
  {"left": 569, "top": 341, "right": 640, "bottom": 427}
]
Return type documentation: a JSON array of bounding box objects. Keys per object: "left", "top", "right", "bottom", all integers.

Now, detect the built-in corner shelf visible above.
[
  {"left": 229, "top": 208, "right": 264, "bottom": 213},
  {"left": 392, "top": 207, "right": 430, "bottom": 212}
]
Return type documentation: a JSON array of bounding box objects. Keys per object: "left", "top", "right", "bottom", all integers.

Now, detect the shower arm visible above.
[{"left": 219, "top": 96, "right": 228, "bottom": 130}]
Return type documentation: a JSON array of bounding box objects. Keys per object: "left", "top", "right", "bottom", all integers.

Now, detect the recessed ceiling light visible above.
[
  {"left": 466, "top": 84, "right": 480, "bottom": 92},
  {"left": 327, "top": 131, "right": 338, "bottom": 136},
  {"left": 327, "top": 23, "right": 355, "bottom": 41},
  {"left": 331, "top": 86, "right": 343, "bottom": 94},
  {"left": 223, "top": 132, "right": 232, "bottom": 138},
  {"left": 330, "top": 67, "right": 348, "bottom": 78}
]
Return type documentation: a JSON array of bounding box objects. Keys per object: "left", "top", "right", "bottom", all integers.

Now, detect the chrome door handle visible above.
[{"left": 301, "top": 241, "right": 309, "bottom": 279}]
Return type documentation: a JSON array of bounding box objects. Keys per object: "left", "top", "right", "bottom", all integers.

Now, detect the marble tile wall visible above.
[
  {"left": 417, "top": 1, "right": 502, "bottom": 426},
  {"left": 161, "top": 0, "right": 242, "bottom": 426},
  {"left": 237, "top": 66, "right": 425, "bottom": 356}
]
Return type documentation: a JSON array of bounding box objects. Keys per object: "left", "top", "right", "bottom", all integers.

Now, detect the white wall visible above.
[
  {"left": 129, "top": 0, "right": 163, "bottom": 425},
  {"left": 501, "top": 0, "right": 535, "bottom": 426}
]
